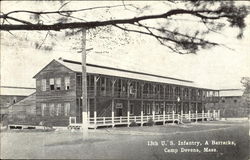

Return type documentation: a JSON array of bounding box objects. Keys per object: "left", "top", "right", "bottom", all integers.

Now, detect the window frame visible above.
[
  {"left": 49, "top": 78, "right": 55, "bottom": 90},
  {"left": 41, "top": 79, "right": 46, "bottom": 91}
]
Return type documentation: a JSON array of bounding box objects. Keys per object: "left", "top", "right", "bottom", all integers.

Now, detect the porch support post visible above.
[
  {"left": 163, "top": 86, "right": 166, "bottom": 125},
  {"left": 188, "top": 110, "right": 191, "bottom": 122},
  {"left": 202, "top": 109, "right": 204, "bottom": 122},
  {"left": 94, "top": 75, "right": 98, "bottom": 127},
  {"left": 152, "top": 84, "right": 156, "bottom": 121},
  {"left": 172, "top": 110, "right": 175, "bottom": 124},
  {"left": 127, "top": 100, "right": 130, "bottom": 127},
  {"left": 87, "top": 98, "right": 90, "bottom": 121},
  {"left": 218, "top": 110, "right": 220, "bottom": 120},
  {"left": 196, "top": 103, "right": 198, "bottom": 123},
  {"left": 141, "top": 100, "right": 143, "bottom": 127},
  {"left": 208, "top": 110, "right": 210, "bottom": 121},
  {"left": 163, "top": 101, "right": 166, "bottom": 125},
  {"left": 213, "top": 110, "right": 216, "bottom": 120},
  {"left": 111, "top": 78, "right": 116, "bottom": 127}
]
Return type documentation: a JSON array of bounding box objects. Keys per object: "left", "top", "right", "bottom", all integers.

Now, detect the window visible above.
[
  {"left": 147, "top": 104, "right": 151, "bottom": 114},
  {"left": 41, "top": 79, "right": 46, "bottom": 91},
  {"left": 49, "top": 104, "right": 55, "bottom": 116},
  {"left": 41, "top": 103, "right": 46, "bottom": 116},
  {"left": 155, "top": 104, "right": 159, "bottom": 114},
  {"left": 64, "top": 103, "right": 70, "bottom": 116},
  {"left": 143, "top": 104, "right": 146, "bottom": 115},
  {"left": 65, "top": 77, "right": 70, "bottom": 90},
  {"left": 234, "top": 99, "right": 237, "bottom": 103},
  {"left": 55, "top": 78, "right": 61, "bottom": 90},
  {"left": 50, "top": 78, "right": 55, "bottom": 90},
  {"left": 56, "top": 104, "right": 62, "bottom": 116},
  {"left": 222, "top": 99, "right": 225, "bottom": 103},
  {"left": 130, "top": 104, "right": 134, "bottom": 115}
]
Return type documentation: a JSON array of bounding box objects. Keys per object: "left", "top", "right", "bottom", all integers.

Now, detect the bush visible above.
[
  {"left": 147, "top": 118, "right": 155, "bottom": 126},
  {"left": 129, "top": 121, "right": 138, "bottom": 127}
]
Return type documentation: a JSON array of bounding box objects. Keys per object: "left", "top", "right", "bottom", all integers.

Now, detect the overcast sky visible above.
[{"left": 1, "top": 1, "right": 250, "bottom": 90}]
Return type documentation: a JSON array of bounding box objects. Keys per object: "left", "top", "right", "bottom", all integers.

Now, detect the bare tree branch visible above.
[{"left": 0, "top": 9, "right": 237, "bottom": 31}]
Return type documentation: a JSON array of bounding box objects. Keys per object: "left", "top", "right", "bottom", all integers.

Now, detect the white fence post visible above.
[
  {"left": 172, "top": 111, "right": 175, "bottom": 124},
  {"left": 163, "top": 110, "right": 166, "bottom": 125},
  {"left": 127, "top": 111, "right": 130, "bottom": 127},
  {"left": 208, "top": 110, "right": 210, "bottom": 121},
  {"left": 152, "top": 110, "right": 155, "bottom": 121},
  {"left": 94, "top": 111, "right": 97, "bottom": 126},
  {"left": 218, "top": 110, "right": 220, "bottom": 120},
  {"left": 196, "top": 110, "right": 198, "bottom": 123},
  {"left": 202, "top": 110, "right": 204, "bottom": 122},
  {"left": 213, "top": 110, "right": 216, "bottom": 120},
  {"left": 112, "top": 111, "right": 114, "bottom": 127},
  {"left": 188, "top": 111, "right": 191, "bottom": 122},
  {"left": 141, "top": 111, "right": 143, "bottom": 127},
  {"left": 180, "top": 110, "right": 183, "bottom": 123}
]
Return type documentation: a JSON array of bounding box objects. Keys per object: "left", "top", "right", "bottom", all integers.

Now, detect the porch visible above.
[{"left": 68, "top": 110, "right": 220, "bottom": 129}]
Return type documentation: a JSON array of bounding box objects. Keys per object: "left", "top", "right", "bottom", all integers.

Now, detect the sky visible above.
[{"left": 1, "top": 1, "right": 250, "bottom": 90}]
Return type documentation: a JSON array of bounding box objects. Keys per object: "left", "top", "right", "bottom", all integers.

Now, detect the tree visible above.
[{"left": 0, "top": 1, "right": 249, "bottom": 54}]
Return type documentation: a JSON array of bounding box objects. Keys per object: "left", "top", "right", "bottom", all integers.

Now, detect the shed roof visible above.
[
  {"left": 0, "top": 86, "right": 35, "bottom": 96},
  {"left": 219, "top": 89, "right": 244, "bottom": 97}
]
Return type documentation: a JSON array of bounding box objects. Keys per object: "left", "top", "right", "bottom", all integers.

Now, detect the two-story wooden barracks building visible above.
[{"left": 33, "top": 59, "right": 220, "bottom": 128}]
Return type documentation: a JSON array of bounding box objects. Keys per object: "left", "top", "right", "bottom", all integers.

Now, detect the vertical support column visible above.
[
  {"left": 94, "top": 75, "right": 98, "bottom": 128},
  {"left": 87, "top": 98, "right": 90, "bottom": 121},
  {"left": 163, "top": 101, "right": 166, "bottom": 125},
  {"left": 180, "top": 88, "right": 183, "bottom": 123},
  {"left": 195, "top": 110, "right": 198, "bottom": 123},
  {"left": 111, "top": 78, "right": 116, "bottom": 127},
  {"left": 172, "top": 110, "right": 175, "bottom": 124},
  {"left": 218, "top": 110, "right": 220, "bottom": 120},
  {"left": 188, "top": 110, "right": 191, "bottom": 122},
  {"left": 141, "top": 101, "right": 143, "bottom": 127},
  {"left": 111, "top": 99, "right": 115, "bottom": 127},
  {"left": 127, "top": 81, "right": 131, "bottom": 127},
  {"left": 213, "top": 110, "right": 216, "bottom": 120},
  {"left": 152, "top": 101, "right": 155, "bottom": 121},
  {"left": 202, "top": 110, "right": 204, "bottom": 122},
  {"left": 152, "top": 84, "right": 156, "bottom": 121},
  {"left": 208, "top": 110, "right": 210, "bottom": 121},
  {"left": 195, "top": 102, "right": 198, "bottom": 123},
  {"left": 127, "top": 100, "right": 130, "bottom": 127}
]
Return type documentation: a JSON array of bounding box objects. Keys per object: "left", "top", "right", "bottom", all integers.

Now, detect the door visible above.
[{"left": 116, "top": 108, "right": 123, "bottom": 117}]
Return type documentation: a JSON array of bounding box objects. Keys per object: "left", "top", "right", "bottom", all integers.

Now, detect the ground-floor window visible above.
[
  {"left": 155, "top": 103, "right": 160, "bottom": 114},
  {"left": 49, "top": 104, "right": 55, "bottom": 116},
  {"left": 56, "top": 104, "right": 62, "bottom": 116},
  {"left": 130, "top": 103, "right": 134, "bottom": 115},
  {"left": 147, "top": 104, "right": 151, "bottom": 114},
  {"left": 143, "top": 104, "right": 146, "bottom": 115},
  {"left": 64, "top": 103, "right": 70, "bottom": 116},
  {"left": 41, "top": 103, "right": 46, "bottom": 116}
]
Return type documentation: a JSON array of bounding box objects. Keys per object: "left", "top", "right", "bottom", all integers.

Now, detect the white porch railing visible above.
[{"left": 69, "top": 110, "right": 220, "bottom": 128}]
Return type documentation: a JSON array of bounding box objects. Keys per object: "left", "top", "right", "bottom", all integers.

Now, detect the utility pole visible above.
[{"left": 81, "top": 28, "right": 88, "bottom": 137}]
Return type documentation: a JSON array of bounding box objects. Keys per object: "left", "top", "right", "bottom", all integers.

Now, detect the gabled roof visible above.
[
  {"left": 33, "top": 58, "right": 219, "bottom": 88},
  {"left": 33, "top": 59, "right": 74, "bottom": 78}
]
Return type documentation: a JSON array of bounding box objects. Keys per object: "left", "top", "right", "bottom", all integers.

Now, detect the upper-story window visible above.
[
  {"left": 65, "top": 77, "right": 70, "bottom": 90},
  {"left": 50, "top": 78, "right": 55, "bottom": 90},
  {"left": 41, "top": 79, "right": 46, "bottom": 91},
  {"left": 55, "top": 78, "right": 61, "bottom": 90}
]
